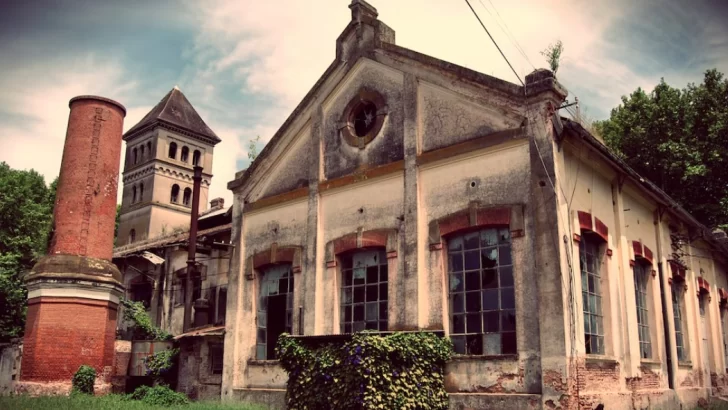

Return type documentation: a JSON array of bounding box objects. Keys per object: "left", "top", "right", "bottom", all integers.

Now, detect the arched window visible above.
[
  {"left": 139, "top": 182, "right": 144, "bottom": 202},
  {"left": 580, "top": 234, "right": 604, "bottom": 355},
  {"left": 133, "top": 147, "right": 138, "bottom": 164},
  {"left": 129, "top": 229, "right": 136, "bottom": 243},
  {"left": 140, "top": 145, "right": 145, "bottom": 159},
  {"left": 671, "top": 282, "right": 688, "bottom": 362},
  {"left": 183, "top": 187, "right": 192, "bottom": 206},
  {"left": 171, "top": 184, "right": 180, "bottom": 203},
  {"left": 447, "top": 227, "right": 515, "bottom": 355},
  {"left": 192, "top": 150, "right": 201, "bottom": 166},
  {"left": 633, "top": 261, "right": 652, "bottom": 359},
  {"left": 147, "top": 141, "right": 153, "bottom": 158},
  {"left": 181, "top": 146, "right": 189, "bottom": 162},
  {"left": 256, "top": 264, "right": 294, "bottom": 359},
  {"left": 131, "top": 185, "right": 137, "bottom": 203},
  {"left": 340, "top": 248, "right": 388, "bottom": 333},
  {"left": 168, "top": 142, "right": 177, "bottom": 159}
]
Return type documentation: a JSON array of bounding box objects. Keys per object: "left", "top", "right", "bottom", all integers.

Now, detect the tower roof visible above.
[{"left": 123, "top": 87, "right": 220, "bottom": 144}]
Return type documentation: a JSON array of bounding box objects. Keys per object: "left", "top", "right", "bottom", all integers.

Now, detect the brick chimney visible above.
[
  {"left": 19, "top": 96, "right": 126, "bottom": 395},
  {"left": 210, "top": 197, "right": 224, "bottom": 209}
]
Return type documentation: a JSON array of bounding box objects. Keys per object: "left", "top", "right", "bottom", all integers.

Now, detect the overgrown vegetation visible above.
[
  {"left": 541, "top": 39, "right": 563, "bottom": 74},
  {"left": 72, "top": 365, "right": 96, "bottom": 395},
  {"left": 276, "top": 331, "right": 453, "bottom": 410},
  {"left": 144, "top": 348, "right": 179, "bottom": 380},
  {"left": 121, "top": 299, "right": 172, "bottom": 341},
  {"left": 595, "top": 69, "right": 728, "bottom": 230},
  {"left": 0, "top": 394, "right": 265, "bottom": 410},
  {"left": 128, "top": 385, "right": 189, "bottom": 407},
  {"left": 0, "top": 163, "right": 57, "bottom": 343}
]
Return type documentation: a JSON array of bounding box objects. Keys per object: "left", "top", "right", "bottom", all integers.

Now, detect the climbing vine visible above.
[
  {"left": 276, "top": 331, "right": 453, "bottom": 410},
  {"left": 120, "top": 299, "right": 172, "bottom": 341}
]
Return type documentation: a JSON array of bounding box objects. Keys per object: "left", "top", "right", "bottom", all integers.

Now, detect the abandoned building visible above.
[
  {"left": 112, "top": 87, "right": 231, "bottom": 399},
  {"left": 215, "top": 1, "right": 728, "bottom": 409}
]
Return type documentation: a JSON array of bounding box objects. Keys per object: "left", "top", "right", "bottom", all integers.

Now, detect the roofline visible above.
[
  {"left": 113, "top": 223, "right": 232, "bottom": 257},
  {"left": 123, "top": 119, "right": 221, "bottom": 145},
  {"left": 561, "top": 118, "right": 728, "bottom": 255}
]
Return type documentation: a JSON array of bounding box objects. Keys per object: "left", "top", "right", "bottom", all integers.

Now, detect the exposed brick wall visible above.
[
  {"left": 577, "top": 360, "right": 621, "bottom": 392},
  {"left": 50, "top": 97, "right": 125, "bottom": 260},
  {"left": 626, "top": 366, "right": 662, "bottom": 391},
  {"left": 21, "top": 297, "right": 118, "bottom": 383}
]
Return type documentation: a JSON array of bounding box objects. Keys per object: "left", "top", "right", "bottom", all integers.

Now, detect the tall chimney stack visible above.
[{"left": 18, "top": 96, "right": 126, "bottom": 395}]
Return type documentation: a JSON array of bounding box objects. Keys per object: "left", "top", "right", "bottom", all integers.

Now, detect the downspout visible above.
[
  {"left": 183, "top": 165, "right": 203, "bottom": 332},
  {"left": 657, "top": 261, "right": 675, "bottom": 389}
]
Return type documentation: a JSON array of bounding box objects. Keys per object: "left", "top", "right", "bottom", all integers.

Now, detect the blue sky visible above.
[{"left": 1, "top": 0, "right": 726, "bottom": 206}]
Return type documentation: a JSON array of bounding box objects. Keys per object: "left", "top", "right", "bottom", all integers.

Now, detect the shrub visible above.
[
  {"left": 121, "top": 299, "right": 172, "bottom": 341},
  {"left": 72, "top": 365, "right": 96, "bottom": 395},
  {"left": 276, "top": 331, "right": 453, "bottom": 410},
  {"left": 144, "top": 348, "right": 179, "bottom": 379},
  {"left": 128, "top": 385, "right": 189, "bottom": 406}
]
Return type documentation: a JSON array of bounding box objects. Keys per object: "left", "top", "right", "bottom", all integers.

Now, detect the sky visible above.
[{"left": 1, "top": 0, "right": 727, "bottom": 207}]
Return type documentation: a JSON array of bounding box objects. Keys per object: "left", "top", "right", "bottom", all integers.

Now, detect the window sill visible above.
[
  {"left": 248, "top": 359, "right": 280, "bottom": 367},
  {"left": 585, "top": 355, "right": 619, "bottom": 367},
  {"left": 450, "top": 354, "right": 517, "bottom": 361},
  {"left": 677, "top": 361, "right": 693, "bottom": 369},
  {"left": 640, "top": 358, "right": 662, "bottom": 366}
]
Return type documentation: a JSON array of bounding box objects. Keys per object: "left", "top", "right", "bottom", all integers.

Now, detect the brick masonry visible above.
[{"left": 21, "top": 297, "right": 118, "bottom": 383}]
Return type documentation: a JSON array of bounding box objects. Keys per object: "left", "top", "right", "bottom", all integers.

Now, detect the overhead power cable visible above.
[
  {"left": 476, "top": 0, "right": 535, "bottom": 70},
  {"left": 463, "top": 0, "right": 524, "bottom": 87}
]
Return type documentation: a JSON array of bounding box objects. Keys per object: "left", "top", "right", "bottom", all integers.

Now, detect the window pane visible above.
[
  {"left": 448, "top": 237, "right": 463, "bottom": 251},
  {"left": 379, "top": 283, "right": 387, "bottom": 300},
  {"left": 345, "top": 305, "right": 352, "bottom": 322},
  {"left": 464, "top": 232, "right": 479, "bottom": 250},
  {"left": 499, "top": 266, "right": 513, "bottom": 287},
  {"left": 379, "top": 302, "right": 388, "bottom": 320},
  {"left": 449, "top": 253, "right": 464, "bottom": 272},
  {"left": 354, "top": 287, "right": 365, "bottom": 303},
  {"left": 501, "top": 310, "right": 516, "bottom": 332},
  {"left": 366, "top": 266, "right": 378, "bottom": 283},
  {"left": 502, "top": 332, "right": 517, "bottom": 354},
  {"left": 484, "top": 311, "right": 499, "bottom": 332},
  {"left": 464, "top": 250, "right": 480, "bottom": 271},
  {"left": 354, "top": 305, "right": 364, "bottom": 321},
  {"left": 343, "top": 270, "right": 353, "bottom": 286},
  {"left": 481, "top": 229, "right": 498, "bottom": 246},
  {"left": 466, "top": 334, "right": 483, "bottom": 355},
  {"left": 484, "top": 333, "right": 501, "bottom": 355},
  {"left": 482, "top": 248, "right": 497, "bottom": 269},
  {"left": 450, "top": 274, "right": 463, "bottom": 292},
  {"left": 465, "top": 270, "right": 480, "bottom": 291},
  {"left": 498, "top": 228, "right": 511, "bottom": 244},
  {"left": 501, "top": 288, "right": 515, "bottom": 309},
  {"left": 498, "top": 246, "right": 512, "bottom": 266},
  {"left": 380, "top": 264, "right": 388, "bottom": 282},
  {"left": 452, "top": 293, "right": 465, "bottom": 314},
  {"left": 466, "top": 313, "right": 482, "bottom": 333},
  {"left": 353, "top": 268, "right": 365, "bottom": 285},
  {"left": 366, "top": 302, "right": 378, "bottom": 321},
  {"left": 451, "top": 336, "right": 466, "bottom": 354},
  {"left": 452, "top": 314, "right": 465, "bottom": 334},
  {"left": 482, "top": 289, "right": 499, "bottom": 311},
  {"left": 466, "top": 291, "right": 481, "bottom": 312},
  {"left": 366, "top": 284, "right": 378, "bottom": 302},
  {"left": 482, "top": 268, "right": 497, "bottom": 289},
  {"left": 343, "top": 288, "right": 352, "bottom": 304}
]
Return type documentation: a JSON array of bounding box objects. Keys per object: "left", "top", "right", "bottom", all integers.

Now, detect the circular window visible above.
[{"left": 351, "top": 101, "right": 378, "bottom": 137}]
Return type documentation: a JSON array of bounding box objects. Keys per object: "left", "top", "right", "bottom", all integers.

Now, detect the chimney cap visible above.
[
  {"left": 349, "top": 0, "right": 378, "bottom": 21},
  {"left": 69, "top": 95, "right": 127, "bottom": 116}
]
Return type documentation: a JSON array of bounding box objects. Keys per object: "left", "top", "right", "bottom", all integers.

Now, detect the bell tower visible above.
[{"left": 117, "top": 87, "right": 220, "bottom": 245}]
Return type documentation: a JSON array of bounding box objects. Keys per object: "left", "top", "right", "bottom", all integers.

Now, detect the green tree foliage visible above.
[
  {"left": 0, "top": 162, "right": 56, "bottom": 342},
  {"left": 248, "top": 135, "right": 261, "bottom": 161},
  {"left": 541, "top": 40, "right": 563, "bottom": 74},
  {"left": 595, "top": 69, "right": 728, "bottom": 230},
  {"left": 120, "top": 299, "right": 172, "bottom": 340}
]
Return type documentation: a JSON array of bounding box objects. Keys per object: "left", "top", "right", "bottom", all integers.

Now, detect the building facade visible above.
[
  {"left": 221, "top": 1, "right": 728, "bottom": 409},
  {"left": 117, "top": 87, "right": 220, "bottom": 246}
]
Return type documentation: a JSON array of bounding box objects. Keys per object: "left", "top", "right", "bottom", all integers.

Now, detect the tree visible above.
[
  {"left": 114, "top": 204, "right": 121, "bottom": 244},
  {"left": 541, "top": 40, "right": 563, "bottom": 74},
  {"left": 594, "top": 69, "right": 728, "bottom": 229},
  {"left": 248, "top": 135, "right": 261, "bottom": 161},
  {"left": 0, "top": 163, "right": 56, "bottom": 342}
]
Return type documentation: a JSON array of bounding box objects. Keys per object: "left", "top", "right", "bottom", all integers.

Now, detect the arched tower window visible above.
[
  {"left": 133, "top": 147, "right": 138, "bottom": 164},
  {"left": 140, "top": 145, "right": 145, "bottom": 159},
  {"left": 181, "top": 146, "right": 189, "bottom": 162},
  {"left": 129, "top": 229, "right": 136, "bottom": 243},
  {"left": 139, "top": 182, "right": 144, "bottom": 203},
  {"left": 183, "top": 187, "right": 192, "bottom": 206},
  {"left": 171, "top": 184, "right": 180, "bottom": 203},
  {"left": 132, "top": 185, "right": 137, "bottom": 203},
  {"left": 256, "top": 264, "right": 294, "bottom": 359},
  {"left": 147, "top": 141, "right": 153, "bottom": 158},
  {"left": 168, "top": 142, "right": 177, "bottom": 159},
  {"left": 192, "top": 150, "right": 201, "bottom": 166}
]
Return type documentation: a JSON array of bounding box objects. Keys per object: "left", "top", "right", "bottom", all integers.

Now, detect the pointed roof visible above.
[{"left": 123, "top": 87, "right": 220, "bottom": 144}]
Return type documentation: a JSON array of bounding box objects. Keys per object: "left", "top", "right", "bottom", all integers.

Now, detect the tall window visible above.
[
  {"left": 140, "top": 145, "right": 145, "bottom": 159},
  {"left": 193, "top": 150, "right": 201, "bottom": 166},
  {"left": 147, "top": 141, "right": 152, "bottom": 158},
  {"left": 256, "top": 264, "right": 294, "bottom": 360},
  {"left": 129, "top": 229, "right": 136, "bottom": 243},
  {"left": 633, "top": 262, "right": 651, "bottom": 358},
  {"left": 181, "top": 146, "right": 189, "bottom": 162},
  {"left": 183, "top": 188, "right": 192, "bottom": 206},
  {"left": 671, "top": 283, "right": 687, "bottom": 362},
  {"left": 130, "top": 277, "right": 153, "bottom": 308},
  {"left": 340, "top": 249, "right": 388, "bottom": 333},
  {"left": 448, "top": 227, "right": 515, "bottom": 355},
  {"left": 209, "top": 343, "right": 224, "bottom": 375},
  {"left": 139, "top": 183, "right": 144, "bottom": 203},
  {"left": 132, "top": 186, "right": 137, "bottom": 203},
  {"left": 581, "top": 235, "right": 604, "bottom": 355},
  {"left": 171, "top": 184, "right": 180, "bottom": 203},
  {"left": 168, "top": 142, "right": 177, "bottom": 159},
  {"left": 133, "top": 147, "right": 138, "bottom": 164}
]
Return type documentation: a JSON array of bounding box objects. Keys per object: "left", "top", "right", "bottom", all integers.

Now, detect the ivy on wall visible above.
[
  {"left": 120, "top": 299, "right": 172, "bottom": 341},
  {"left": 276, "top": 331, "right": 453, "bottom": 410}
]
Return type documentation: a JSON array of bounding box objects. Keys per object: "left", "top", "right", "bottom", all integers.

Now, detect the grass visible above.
[{"left": 0, "top": 394, "right": 267, "bottom": 410}]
